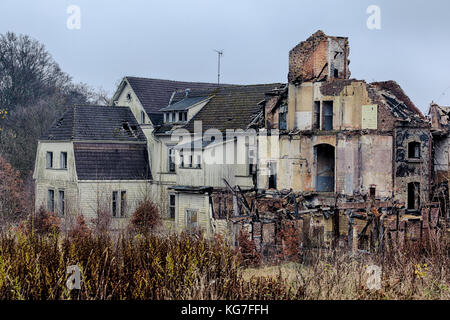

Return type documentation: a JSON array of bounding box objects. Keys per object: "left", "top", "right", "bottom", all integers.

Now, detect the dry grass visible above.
[{"left": 0, "top": 229, "right": 448, "bottom": 300}]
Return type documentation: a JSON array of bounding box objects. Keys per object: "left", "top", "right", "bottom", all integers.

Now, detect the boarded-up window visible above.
[
  {"left": 313, "top": 101, "right": 320, "bottom": 129},
  {"left": 186, "top": 209, "right": 198, "bottom": 232},
  {"left": 46, "top": 152, "right": 53, "bottom": 169},
  {"left": 47, "top": 190, "right": 54, "bottom": 212},
  {"left": 362, "top": 105, "right": 378, "bottom": 129}
]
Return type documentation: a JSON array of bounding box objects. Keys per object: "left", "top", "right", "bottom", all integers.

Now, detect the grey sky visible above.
[{"left": 0, "top": 0, "right": 449, "bottom": 113}]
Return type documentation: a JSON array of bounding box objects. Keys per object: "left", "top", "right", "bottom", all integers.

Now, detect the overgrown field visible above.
[{"left": 0, "top": 230, "right": 448, "bottom": 300}]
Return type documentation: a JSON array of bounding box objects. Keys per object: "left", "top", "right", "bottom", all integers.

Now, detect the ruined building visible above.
[{"left": 34, "top": 31, "right": 444, "bottom": 248}]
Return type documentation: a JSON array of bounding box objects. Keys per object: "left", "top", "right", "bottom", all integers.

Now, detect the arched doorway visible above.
[{"left": 315, "top": 144, "right": 335, "bottom": 192}]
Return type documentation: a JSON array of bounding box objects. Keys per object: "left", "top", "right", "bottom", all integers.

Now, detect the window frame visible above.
[
  {"left": 408, "top": 141, "right": 421, "bottom": 160},
  {"left": 60, "top": 152, "right": 68, "bottom": 170},
  {"left": 120, "top": 191, "right": 127, "bottom": 217},
  {"left": 47, "top": 189, "right": 55, "bottom": 212},
  {"left": 169, "top": 194, "right": 176, "bottom": 220},
  {"left": 46, "top": 151, "right": 53, "bottom": 169},
  {"left": 112, "top": 191, "right": 118, "bottom": 217},
  {"left": 58, "top": 190, "right": 65, "bottom": 216}
]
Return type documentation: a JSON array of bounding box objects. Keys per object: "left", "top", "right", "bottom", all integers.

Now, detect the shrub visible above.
[
  {"left": 236, "top": 228, "right": 261, "bottom": 268},
  {"left": 31, "top": 205, "right": 60, "bottom": 235},
  {"left": 129, "top": 199, "right": 161, "bottom": 234},
  {"left": 91, "top": 208, "right": 111, "bottom": 235},
  {"left": 68, "top": 215, "right": 91, "bottom": 241}
]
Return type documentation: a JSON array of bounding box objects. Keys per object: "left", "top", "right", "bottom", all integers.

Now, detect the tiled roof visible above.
[
  {"left": 125, "top": 77, "right": 229, "bottom": 125},
  {"left": 73, "top": 143, "right": 151, "bottom": 180},
  {"left": 41, "top": 105, "right": 146, "bottom": 142},
  {"left": 183, "top": 83, "right": 284, "bottom": 133}
]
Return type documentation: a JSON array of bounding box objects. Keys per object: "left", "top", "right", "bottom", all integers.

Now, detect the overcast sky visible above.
[{"left": 0, "top": 0, "right": 449, "bottom": 113}]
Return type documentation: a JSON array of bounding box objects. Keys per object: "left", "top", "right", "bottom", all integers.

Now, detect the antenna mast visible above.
[{"left": 214, "top": 49, "right": 223, "bottom": 85}]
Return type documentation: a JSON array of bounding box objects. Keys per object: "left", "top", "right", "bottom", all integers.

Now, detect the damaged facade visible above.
[{"left": 34, "top": 31, "right": 447, "bottom": 251}]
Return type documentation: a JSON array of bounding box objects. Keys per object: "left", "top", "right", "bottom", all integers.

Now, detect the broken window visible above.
[
  {"left": 323, "top": 101, "right": 333, "bottom": 131},
  {"left": 278, "top": 105, "right": 287, "bottom": 130},
  {"left": 47, "top": 189, "right": 54, "bottom": 212},
  {"left": 248, "top": 147, "right": 257, "bottom": 175},
  {"left": 268, "top": 161, "right": 277, "bottom": 189},
  {"left": 46, "top": 152, "right": 53, "bottom": 169},
  {"left": 186, "top": 209, "right": 198, "bottom": 232},
  {"left": 58, "top": 190, "right": 65, "bottom": 216},
  {"left": 407, "top": 182, "right": 420, "bottom": 210},
  {"left": 60, "top": 152, "right": 67, "bottom": 169},
  {"left": 315, "top": 144, "right": 335, "bottom": 192},
  {"left": 313, "top": 101, "right": 320, "bottom": 129},
  {"left": 408, "top": 142, "right": 421, "bottom": 159},
  {"left": 120, "top": 191, "right": 127, "bottom": 217},
  {"left": 168, "top": 147, "right": 176, "bottom": 172},
  {"left": 169, "top": 194, "right": 176, "bottom": 219},
  {"left": 112, "top": 191, "right": 118, "bottom": 217}
]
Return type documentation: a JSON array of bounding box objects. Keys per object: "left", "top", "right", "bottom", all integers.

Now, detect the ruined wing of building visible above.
[{"left": 34, "top": 30, "right": 445, "bottom": 239}]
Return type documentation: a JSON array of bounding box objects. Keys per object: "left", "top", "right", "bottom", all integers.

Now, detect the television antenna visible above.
[{"left": 214, "top": 49, "right": 223, "bottom": 85}]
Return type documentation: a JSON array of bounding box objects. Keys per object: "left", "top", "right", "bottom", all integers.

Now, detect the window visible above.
[
  {"left": 408, "top": 142, "right": 421, "bottom": 159},
  {"left": 196, "top": 155, "right": 201, "bottom": 168},
  {"left": 47, "top": 190, "right": 54, "bottom": 212},
  {"left": 179, "top": 154, "right": 184, "bottom": 168},
  {"left": 120, "top": 191, "right": 127, "bottom": 217},
  {"left": 126, "top": 92, "right": 132, "bottom": 101},
  {"left": 323, "top": 101, "right": 333, "bottom": 131},
  {"left": 141, "top": 111, "right": 146, "bottom": 124},
  {"left": 313, "top": 101, "right": 320, "bottom": 130},
  {"left": 58, "top": 190, "right": 65, "bottom": 216},
  {"left": 248, "top": 147, "right": 257, "bottom": 175},
  {"left": 112, "top": 191, "right": 118, "bottom": 217},
  {"left": 268, "top": 162, "right": 277, "bottom": 189},
  {"left": 168, "top": 147, "right": 176, "bottom": 173},
  {"left": 60, "top": 152, "right": 67, "bottom": 169},
  {"left": 169, "top": 194, "right": 176, "bottom": 219},
  {"left": 46, "top": 152, "right": 53, "bottom": 169},
  {"left": 189, "top": 155, "right": 193, "bottom": 168},
  {"left": 278, "top": 105, "right": 287, "bottom": 130},
  {"left": 407, "top": 182, "right": 420, "bottom": 210}
]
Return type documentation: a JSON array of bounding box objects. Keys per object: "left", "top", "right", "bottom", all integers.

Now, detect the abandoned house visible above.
[{"left": 34, "top": 31, "right": 446, "bottom": 247}]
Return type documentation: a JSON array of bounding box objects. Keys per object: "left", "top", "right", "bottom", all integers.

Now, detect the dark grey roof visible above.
[
  {"left": 160, "top": 96, "right": 210, "bottom": 112},
  {"left": 125, "top": 77, "right": 231, "bottom": 125},
  {"left": 183, "top": 83, "right": 284, "bottom": 133},
  {"left": 74, "top": 143, "right": 151, "bottom": 180},
  {"left": 41, "top": 105, "right": 146, "bottom": 142}
]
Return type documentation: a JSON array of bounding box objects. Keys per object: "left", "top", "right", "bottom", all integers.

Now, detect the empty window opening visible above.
[
  {"left": 313, "top": 101, "right": 320, "bottom": 130},
  {"left": 408, "top": 142, "right": 421, "bottom": 159},
  {"left": 46, "top": 152, "right": 53, "bottom": 169},
  {"left": 169, "top": 194, "right": 176, "bottom": 220},
  {"left": 334, "top": 68, "right": 339, "bottom": 78},
  {"left": 323, "top": 101, "right": 333, "bottom": 131},
  {"left": 112, "top": 191, "right": 118, "bottom": 217},
  {"left": 60, "top": 152, "right": 67, "bottom": 169},
  {"left": 268, "top": 162, "right": 277, "bottom": 189},
  {"left": 407, "top": 182, "right": 421, "bottom": 210},
  {"left": 58, "top": 190, "right": 65, "bottom": 216},
  {"left": 120, "top": 191, "right": 127, "bottom": 217},
  {"left": 47, "top": 190, "right": 55, "bottom": 212},
  {"left": 370, "top": 185, "right": 376, "bottom": 199},
  {"left": 315, "top": 144, "right": 335, "bottom": 192}
]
